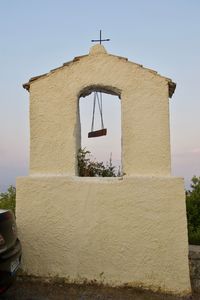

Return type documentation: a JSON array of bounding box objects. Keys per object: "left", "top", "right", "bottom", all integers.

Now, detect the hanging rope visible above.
[
  {"left": 91, "top": 92, "right": 97, "bottom": 132},
  {"left": 96, "top": 92, "right": 104, "bottom": 129},
  {"left": 90, "top": 91, "right": 105, "bottom": 132},
  {"left": 88, "top": 91, "right": 107, "bottom": 138}
]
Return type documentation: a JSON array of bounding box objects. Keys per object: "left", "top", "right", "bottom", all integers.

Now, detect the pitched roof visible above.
[{"left": 23, "top": 45, "right": 176, "bottom": 98}]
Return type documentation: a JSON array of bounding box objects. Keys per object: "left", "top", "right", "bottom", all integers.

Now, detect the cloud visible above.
[{"left": 191, "top": 148, "right": 200, "bottom": 154}]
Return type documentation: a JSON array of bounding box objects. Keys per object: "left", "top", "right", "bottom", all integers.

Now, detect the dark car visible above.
[{"left": 0, "top": 209, "right": 22, "bottom": 293}]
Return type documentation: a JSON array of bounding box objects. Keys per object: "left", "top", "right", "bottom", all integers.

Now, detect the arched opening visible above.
[{"left": 78, "top": 87, "right": 122, "bottom": 177}]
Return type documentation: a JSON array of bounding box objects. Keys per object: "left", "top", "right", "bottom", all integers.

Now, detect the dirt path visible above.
[{"left": 0, "top": 280, "right": 195, "bottom": 300}]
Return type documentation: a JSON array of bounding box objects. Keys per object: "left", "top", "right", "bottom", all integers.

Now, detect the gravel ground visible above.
[{"left": 0, "top": 279, "right": 196, "bottom": 300}]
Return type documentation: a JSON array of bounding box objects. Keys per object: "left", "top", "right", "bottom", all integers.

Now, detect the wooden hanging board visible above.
[{"left": 88, "top": 128, "right": 107, "bottom": 138}]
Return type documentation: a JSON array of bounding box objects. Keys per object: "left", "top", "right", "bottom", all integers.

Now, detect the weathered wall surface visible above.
[
  {"left": 16, "top": 176, "right": 191, "bottom": 296},
  {"left": 17, "top": 45, "right": 191, "bottom": 296},
  {"left": 28, "top": 45, "right": 171, "bottom": 177}
]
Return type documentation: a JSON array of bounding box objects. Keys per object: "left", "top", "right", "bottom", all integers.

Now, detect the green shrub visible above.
[
  {"left": 186, "top": 176, "right": 200, "bottom": 245},
  {"left": 0, "top": 185, "right": 16, "bottom": 214},
  {"left": 77, "top": 148, "right": 118, "bottom": 177},
  {"left": 187, "top": 227, "right": 200, "bottom": 245}
]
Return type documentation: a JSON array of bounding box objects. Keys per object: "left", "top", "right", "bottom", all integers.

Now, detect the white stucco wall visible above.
[
  {"left": 28, "top": 45, "right": 171, "bottom": 177},
  {"left": 16, "top": 176, "right": 191, "bottom": 295},
  {"left": 16, "top": 45, "right": 191, "bottom": 296}
]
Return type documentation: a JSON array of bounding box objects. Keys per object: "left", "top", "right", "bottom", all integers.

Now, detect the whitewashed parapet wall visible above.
[
  {"left": 17, "top": 45, "right": 191, "bottom": 297},
  {"left": 25, "top": 45, "right": 173, "bottom": 177}
]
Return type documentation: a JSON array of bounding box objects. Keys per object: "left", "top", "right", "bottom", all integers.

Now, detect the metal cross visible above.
[{"left": 91, "top": 30, "right": 110, "bottom": 45}]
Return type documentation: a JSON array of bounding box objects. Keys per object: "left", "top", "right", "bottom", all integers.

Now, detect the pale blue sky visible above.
[{"left": 0, "top": 0, "right": 200, "bottom": 190}]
